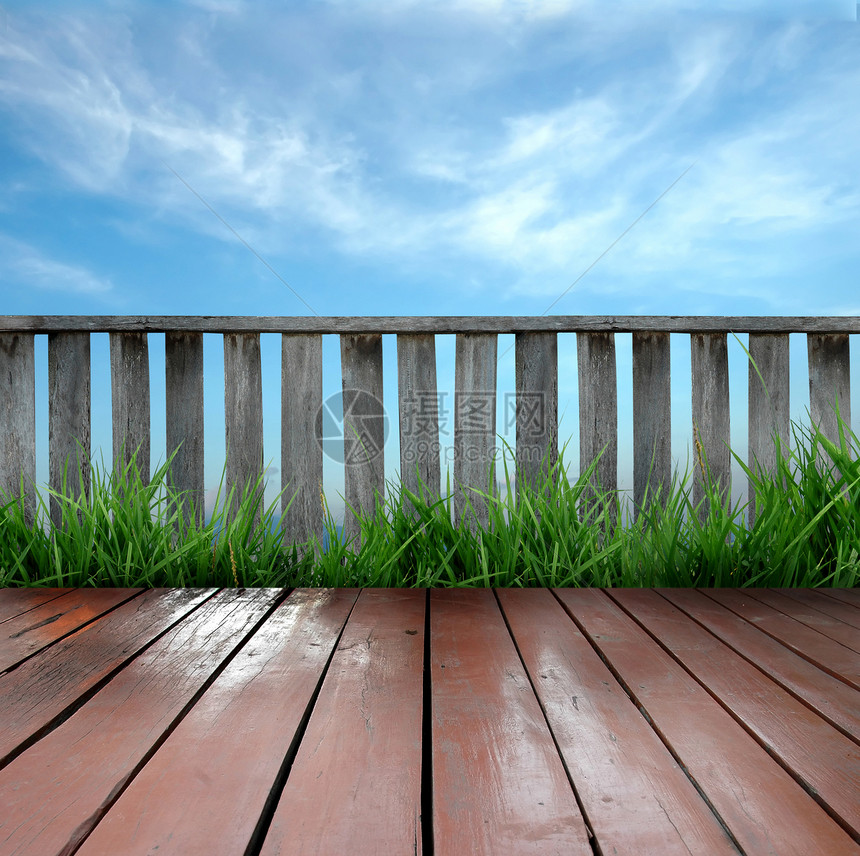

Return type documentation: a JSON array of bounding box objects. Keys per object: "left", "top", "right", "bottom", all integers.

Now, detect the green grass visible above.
[{"left": 1, "top": 416, "right": 859, "bottom": 588}]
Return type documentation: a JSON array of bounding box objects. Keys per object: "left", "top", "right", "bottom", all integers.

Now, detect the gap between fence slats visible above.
[
  {"left": 632, "top": 331, "right": 671, "bottom": 515},
  {"left": 0, "top": 333, "right": 35, "bottom": 525},
  {"left": 453, "top": 332, "right": 498, "bottom": 531},
  {"left": 223, "top": 332, "right": 263, "bottom": 524},
  {"left": 691, "top": 333, "right": 730, "bottom": 518},
  {"left": 340, "top": 333, "right": 385, "bottom": 548},
  {"left": 748, "top": 333, "right": 790, "bottom": 525},
  {"left": 515, "top": 331, "right": 558, "bottom": 500},
  {"left": 397, "top": 333, "right": 441, "bottom": 507},
  {"left": 281, "top": 333, "right": 323, "bottom": 551},
  {"left": 165, "top": 331, "right": 204, "bottom": 527}
]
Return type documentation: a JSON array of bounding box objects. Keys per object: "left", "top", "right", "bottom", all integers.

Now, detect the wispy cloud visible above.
[{"left": 0, "top": 235, "right": 112, "bottom": 294}]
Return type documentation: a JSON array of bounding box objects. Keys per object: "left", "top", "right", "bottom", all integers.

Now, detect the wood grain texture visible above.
[
  {"left": 165, "top": 331, "right": 205, "bottom": 526},
  {"left": 431, "top": 588, "right": 592, "bottom": 856},
  {"left": 223, "top": 332, "right": 264, "bottom": 524},
  {"left": 453, "top": 333, "right": 498, "bottom": 531},
  {"left": 555, "top": 588, "right": 860, "bottom": 856},
  {"left": 577, "top": 331, "right": 617, "bottom": 510},
  {"left": 397, "top": 333, "right": 441, "bottom": 506},
  {"left": 660, "top": 588, "right": 860, "bottom": 741},
  {"left": 0, "top": 588, "right": 207, "bottom": 766},
  {"left": 0, "top": 333, "right": 36, "bottom": 525},
  {"left": 611, "top": 588, "right": 860, "bottom": 838},
  {"left": 775, "top": 588, "right": 860, "bottom": 630},
  {"left": 109, "top": 331, "right": 150, "bottom": 485},
  {"left": 632, "top": 331, "right": 671, "bottom": 513},
  {"left": 281, "top": 333, "right": 324, "bottom": 550},
  {"left": 48, "top": 332, "right": 91, "bottom": 528},
  {"left": 515, "top": 331, "right": 558, "bottom": 498},
  {"left": 0, "top": 588, "right": 282, "bottom": 856},
  {"left": 3, "top": 315, "right": 860, "bottom": 333},
  {"left": 747, "top": 333, "right": 790, "bottom": 525},
  {"left": 261, "top": 589, "right": 425, "bottom": 856},
  {"left": 340, "top": 334, "right": 385, "bottom": 548},
  {"left": 0, "top": 589, "right": 70, "bottom": 625},
  {"left": 0, "top": 588, "right": 132, "bottom": 674},
  {"left": 73, "top": 589, "right": 358, "bottom": 856},
  {"left": 496, "top": 588, "right": 739, "bottom": 855},
  {"left": 691, "top": 333, "right": 730, "bottom": 516},
  {"left": 808, "top": 333, "right": 851, "bottom": 446}
]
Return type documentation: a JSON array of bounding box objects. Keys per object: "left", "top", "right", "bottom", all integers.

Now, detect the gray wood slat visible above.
[
  {"left": 2, "top": 315, "right": 860, "bottom": 334},
  {"left": 223, "top": 333, "right": 263, "bottom": 524},
  {"left": 577, "top": 332, "right": 617, "bottom": 518},
  {"left": 0, "top": 333, "right": 36, "bottom": 525},
  {"left": 808, "top": 333, "right": 851, "bottom": 447},
  {"left": 691, "top": 333, "right": 730, "bottom": 518},
  {"left": 110, "top": 332, "right": 150, "bottom": 486},
  {"left": 454, "top": 333, "right": 498, "bottom": 531},
  {"left": 165, "top": 332, "right": 204, "bottom": 527},
  {"left": 340, "top": 333, "right": 385, "bottom": 548},
  {"left": 48, "top": 332, "right": 91, "bottom": 528},
  {"left": 748, "top": 333, "right": 790, "bottom": 525},
  {"left": 515, "top": 332, "right": 558, "bottom": 499},
  {"left": 632, "top": 331, "right": 671, "bottom": 514},
  {"left": 281, "top": 333, "right": 323, "bottom": 551},
  {"left": 397, "top": 333, "right": 441, "bottom": 507}
]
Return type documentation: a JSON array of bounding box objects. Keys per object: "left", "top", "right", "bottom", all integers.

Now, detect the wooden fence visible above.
[{"left": 0, "top": 316, "right": 856, "bottom": 546}]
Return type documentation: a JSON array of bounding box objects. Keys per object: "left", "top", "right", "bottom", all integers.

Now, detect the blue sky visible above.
[{"left": 1, "top": 0, "right": 858, "bottom": 521}]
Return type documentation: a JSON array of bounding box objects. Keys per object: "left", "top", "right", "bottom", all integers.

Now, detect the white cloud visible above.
[{"left": 0, "top": 236, "right": 113, "bottom": 294}]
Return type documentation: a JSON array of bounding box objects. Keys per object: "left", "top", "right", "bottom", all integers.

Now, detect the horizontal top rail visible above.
[{"left": 1, "top": 315, "right": 860, "bottom": 334}]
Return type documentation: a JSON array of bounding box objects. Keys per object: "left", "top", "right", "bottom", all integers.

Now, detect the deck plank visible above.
[
  {"left": 74, "top": 588, "right": 358, "bottom": 856},
  {"left": 822, "top": 588, "right": 860, "bottom": 608},
  {"left": 0, "top": 588, "right": 136, "bottom": 673},
  {"left": 0, "top": 588, "right": 211, "bottom": 767},
  {"left": 704, "top": 588, "right": 860, "bottom": 690},
  {"left": 0, "top": 589, "right": 71, "bottom": 624},
  {"left": 611, "top": 588, "right": 860, "bottom": 839},
  {"left": 0, "top": 588, "right": 283, "bottom": 856},
  {"left": 776, "top": 588, "right": 860, "bottom": 629},
  {"left": 261, "top": 589, "right": 425, "bottom": 856},
  {"left": 430, "top": 588, "right": 592, "bottom": 856},
  {"left": 555, "top": 588, "right": 860, "bottom": 856},
  {"left": 659, "top": 588, "right": 860, "bottom": 740},
  {"left": 496, "top": 588, "right": 740, "bottom": 855},
  {"left": 743, "top": 588, "right": 860, "bottom": 653}
]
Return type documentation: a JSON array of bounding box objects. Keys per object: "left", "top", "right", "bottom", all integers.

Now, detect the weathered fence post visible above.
[
  {"left": 110, "top": 332, "right": 150, "bottom": 485},
  {"left": 748, "top": 333, "right": 789, "bottom": 524},
  {"left": 808, "top": 333, "right": 851, "bottom": 448},
  {"left": 691, "top": 333, "right": 730, "bottom": 520},
  {"left": 0, "top": 333, "right": 36, "bottom": 525},
  {"left": 515, "top": 332, "right": 558, "bottom": 501},
  {"left": 340, "top": 333, "right": 385, "bottom": 548},
  {"left": 224, "top": 332, "right": 264, "bottom": 525},
  {"left": 49, "top": 332, "right": 91, "bottom": 527},
  {"left": 166, "top": 331, "right": 204, "bottom": 527},
  {"left": 454, "top": 333, "right": 497, "bottom": 531},
  {"left": 282, "top": 333, "right": 323, "bottom": 552},
  {"left": 632, "top": 331, "right": 671, "bottom": 516}
]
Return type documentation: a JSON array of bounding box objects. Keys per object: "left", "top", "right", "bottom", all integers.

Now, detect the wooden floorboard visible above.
[{"left": 0, "top": 586, "right": 857, "bottom": 856}]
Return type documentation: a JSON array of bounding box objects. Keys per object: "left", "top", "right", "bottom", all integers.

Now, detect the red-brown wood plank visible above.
[
  {"left": 430, "top": 588, "right": 591, "bottom": 856},
  {"left": 778, "top": 588, "right": 860, "bottom": 630},
  {"left": 744, "top": 588, "right": 860, "bottom": 653},
  {"left": 611, "top": 587, "right": 860, "bottom": 839},
  {"left": 260, "top": 589, "right": 425, "bottom": 856},
  {"left": 705, "top": 588, "right": 860, "bottom": 690},
  {"left": 0, "top": 588, "right": 212, "bottom": 766},
  {"left": 74, "top": 588, "right": 358, "bottom": 856},
  {"left": 822, "top": 588, "right": 860, "bottom": 608},
  {"left": 0, "top": 587, "right": 283, "bottom": 856},
  {"left": 496, "top": 588, "right": 740, "bottom": 855},
  {"left": 555, "top": 588, "right": 860, "bottom": 856},
  {"left": 0, "top": 588, "right": 137, "bottom": 673},
  {"left": 0, "top": 588, "right": 71, "bottom": 624},
  {"left": 660, "top": 588, "right": 860, "bottom": 740}
]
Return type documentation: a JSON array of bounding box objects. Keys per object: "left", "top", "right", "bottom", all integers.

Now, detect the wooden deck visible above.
[{"left": 0, "top": 587, "right": 858, "bottom": 856}]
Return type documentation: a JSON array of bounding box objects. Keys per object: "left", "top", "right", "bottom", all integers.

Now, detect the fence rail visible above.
[{"left": 0, "top": 316, "right": 855, "bottom": 546}]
